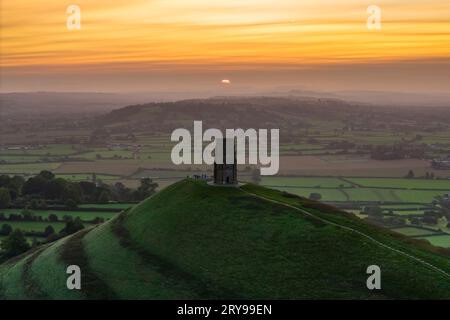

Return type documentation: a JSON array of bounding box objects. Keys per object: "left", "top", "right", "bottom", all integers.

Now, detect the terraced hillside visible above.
[{"left": 0, "top": 179, "right": 449, "bottom": 299}]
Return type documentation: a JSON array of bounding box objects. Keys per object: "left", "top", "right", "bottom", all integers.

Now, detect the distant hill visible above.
[
  {"left": 334, "top": 90, "right": 450, "bottom": 108},
  {"left": 0, "top": 92, "right": 153, "bottom": 117},
  {"left": 96, "top": 96, "right": 450, "bottom": 135},
  {"left": 268, "top": 89, "right": 450, "bottom": 108},
  {"left": 96, "top": 96, "right": 361, "bottom": 134},
  {"left": 1, "top": 180, "right": 449, "bottom": 299}
]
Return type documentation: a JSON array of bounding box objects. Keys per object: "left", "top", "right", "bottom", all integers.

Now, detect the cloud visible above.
[{"left": 1, "top": 0, "right": 450, "bottom": 91}]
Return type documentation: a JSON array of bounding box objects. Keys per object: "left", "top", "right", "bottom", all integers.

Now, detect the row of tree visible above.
[
  {"left": 0, "top": 217, "right": 85, "bottom": 261},
  {"left": 0, "top": 210, "right": 105, "bottom": 224},
  {"left": 0, "top": 170, "right": 158, "bottom": 208}
]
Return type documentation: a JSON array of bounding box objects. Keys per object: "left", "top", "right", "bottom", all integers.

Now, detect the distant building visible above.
[
  {"left": 431, "top": 158, "right": 450, "bottom": 170},
  {"left": 214, "top": 138, "right": 237, "bottom": 185}
]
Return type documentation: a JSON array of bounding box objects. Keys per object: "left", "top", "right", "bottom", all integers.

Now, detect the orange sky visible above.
[{"left": 1, "top": 0, "right": 450, "bottom": 92}]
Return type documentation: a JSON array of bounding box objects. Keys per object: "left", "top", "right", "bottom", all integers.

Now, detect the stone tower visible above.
[{"left": 214, "top": 138, "right": 237, "bottom": 185}]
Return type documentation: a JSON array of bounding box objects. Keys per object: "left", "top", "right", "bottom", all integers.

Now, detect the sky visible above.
[{"left": 1, "top": 0, "right": 450, "bottom": 93}]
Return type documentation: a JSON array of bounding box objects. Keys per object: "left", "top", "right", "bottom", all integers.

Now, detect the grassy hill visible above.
[{"left": 0, "top": 179, "right": 449, "bottom": 299}]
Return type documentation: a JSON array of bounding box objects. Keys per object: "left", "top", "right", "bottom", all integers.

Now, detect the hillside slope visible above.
[{"left": 0, "top": 179, "right": 449, "bottom": 299}]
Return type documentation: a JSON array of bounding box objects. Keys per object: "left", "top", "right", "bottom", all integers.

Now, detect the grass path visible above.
[
  {"left": 111, "top": 211, "right": 238, "bottom": 299},
  {"left": 241, "top": 188, "right": 450, "bottom": 279},
  {"left": 59, "top": 228, "right": 117, "bottom": 299},
  {"left": 22, "top": 246, "right": 51, "bottom": 299}
]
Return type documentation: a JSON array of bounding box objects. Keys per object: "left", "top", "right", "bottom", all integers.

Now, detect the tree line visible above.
[
  {"left": 0, "top": 170, "right": 159, "bottom": 262},
  {"left": 0, "top": 170, "right": 158, "bottom": 208}
]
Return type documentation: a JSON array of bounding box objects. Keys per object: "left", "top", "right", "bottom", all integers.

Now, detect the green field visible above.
[
  {"left": 0, "top": 209, "right": 117, "bottom": 221},
  {"left": 79, "top": 203, "right": 133, "bottom": 209},
  {"left": 132, "top": 169, "right": 205, "bottom": 179},
  {"left": 0, "top": 208, "right": 120, "bottom": 240},
  {"left": 0, "top": 221, "right": 67, "bottom": 233},
  {"left": 0, "top": 163, "right": 61, "bottom": 174},
  {"left": 0, "top": 155, "right": 43, "bottom": 163},
  {"left": 388, "top": 210, "right": 426, "bottom": 216},
  {"left": 381, "top": 204, "right": 430, "bottom": 210},
  {"left": 344, "top": 189, "right": 396, "bottom": 202},
  {"left": 280, "top": 144, "right": 325, "bottom": 151},
  {"left": 419, "top": 235, "right": 450, "bottom": 248},
  {"left": 344, "top": 188, "right": 435, "bottom": 203},
  {"left": 259, "top": 176, "right": 448, "bottom": 204},
  {"left": 265, "top": 187, "right": 349, "bottom": 201},
  {"left": 55, "top": 174, "right": 121, "bottom": 181},
  {"left": 264, "top": 185, "right": 443, "bottom": 203},
  {"left": 391, "top": 227, "right": 438, "bottom": 237},
  {"left": 0, "top": 235, "right": 44, "bottom": 245},
  {"left": 348, "top": 178, "right": 450, "bottom": 190},
  {"left": 78, "top": 150, "right": 135, "bottom": 160},
  {"left": 0, "top": 144, "right": 76, "bottom": 156},
  {"left": 393, "top": 190, "right": 443, "bottom": 203},
  {"left": 260, "top": 177, "right": 351, "bottom": 188}
]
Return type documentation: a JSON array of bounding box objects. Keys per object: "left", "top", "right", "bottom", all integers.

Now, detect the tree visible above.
[
  {"left": 62, "top": 183, "right": 83, "bottom": 204},
  {"left": 406, "top": 169, "right": 415, "bottom": 179},
  {"left": 21, "top": 209, "right": 34, "bottom": 221},
  {"left": 364, "top": 206, "right": 383, "bottom": 218},
  {"left": 79, "top": 181, "right": 97, "bottom": 202},
  {"left": 65, "top": 199, "right": 78, "bottom": 209},
  {"left": 48, "top": 213, "right": 58, "bottom": 222},
  {"left": 0, "top": 175, "right": 10, "bottom": 188},
  {"left": 60, "top": 217, "right": 84, "bottom": 235},
  {"left": 0, "top": 187, "right": 11, "bottom": 209},
  {"left": 434, "top": 195, "right": 450, "bottom": 218},
  {"left": 1, "top": 229, "right": 30, "bottom": 258},
  {"left": 38, "top": 170, "right": 55, "bottom": 180},
  {"left": 30, "top": 199, "right": 40, "bottom": 210},
  {"left": 31, "top": 237, "right": 39, "bottom": 247},
  {"left": 422, "top": 215, "right": 438, "bottom": 225},
  {"left": 389, "top": 216, "right": 406, "bottom": 226},
  {"left": 0, "top": 175, "right": 25, "bottom": 196},
  {"left": 98, "top": 190, "right": 111, "bottom": 202},
  {"left": 134, "top": 178, "right": 158, "bottom": 200},
  {"left": 44, "top": 225, "right": 55, "bottom": 237},
  {"left": 44, "top": 178, "right": 67, "bottom": 199},
  {"left": 62, "top": 215, "right": 73, "bottom": 223},
  {"left": 309, "top": 193, "right": 322, "bottom": 201},
  {"left": 0, "top": 224, "right": 13, "bottom": 236},
  {"left": 22, "top": 175, "right": 47, "bottom": 196},
  {"left": 91, "top": 217, "right": 105, "bottom": 224},
  {"left": 114, "top": 182, "right": 131, "bottom": 201}
]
